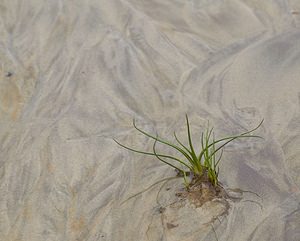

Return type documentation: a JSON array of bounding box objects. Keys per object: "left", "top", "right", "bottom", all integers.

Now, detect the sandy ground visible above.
[{"left": 0, "top": 0, "right": 300, "bottom": 240}]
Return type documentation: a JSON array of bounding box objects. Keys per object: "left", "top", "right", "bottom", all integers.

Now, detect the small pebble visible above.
[{"left": 6, "top": 72, "right": 13, "bottom": 77}]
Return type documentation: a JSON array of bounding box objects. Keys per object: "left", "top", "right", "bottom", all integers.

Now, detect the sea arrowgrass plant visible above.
[{"left": 114, "top": 115, "right": 263, "bottom": 188}]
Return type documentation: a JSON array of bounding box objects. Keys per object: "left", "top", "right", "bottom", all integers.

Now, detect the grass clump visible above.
[{"left": 114, "top": 115, "right": 263, "bottom": 189}]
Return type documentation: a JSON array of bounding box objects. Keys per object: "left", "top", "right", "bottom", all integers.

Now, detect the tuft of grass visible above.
[{"left": 114, "top": 115, "right": 263, "bottom": 188}]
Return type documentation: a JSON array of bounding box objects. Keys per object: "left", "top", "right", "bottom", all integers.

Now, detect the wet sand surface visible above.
[{"left": 0, "top": 1, "right": 300, "bottom": 240}]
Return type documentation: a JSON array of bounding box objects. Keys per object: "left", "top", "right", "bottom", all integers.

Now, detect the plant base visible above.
[{"left": 176, "top": 172, "right": 228, "bottom": 207}]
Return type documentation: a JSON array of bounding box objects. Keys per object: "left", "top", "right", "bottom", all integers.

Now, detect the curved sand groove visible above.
[{"left": 0, "top": 0, "right": 300, "bottom": 240}]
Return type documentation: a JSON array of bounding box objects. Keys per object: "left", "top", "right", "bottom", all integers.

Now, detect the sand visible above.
[{"left": 0, "top": 0, "right": 300, "bottom": 240}]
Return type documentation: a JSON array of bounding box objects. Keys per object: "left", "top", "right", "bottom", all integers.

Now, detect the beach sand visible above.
[{"left": 0, "top": 0, "right": 300, "bottom": 240}]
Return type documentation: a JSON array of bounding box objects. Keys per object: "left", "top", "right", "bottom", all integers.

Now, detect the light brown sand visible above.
[{"left": 0, "top": 0, "right": 300, "bottom": 240}]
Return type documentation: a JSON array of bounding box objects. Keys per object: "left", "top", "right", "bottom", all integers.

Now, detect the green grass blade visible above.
[
  {"left": 114, "top": 139, "right": 191, "bottom": 170},
  {"left": 201, "top": 132, "right": 204, "bottom": 151},
  {"left": 174, "top": 131, "right": 192, "bottom": 154},
  {"left": 133, "top": 119, "right": 195, "bottom": 166},
  {"left": 202, "top": 127, "right": 214, "bottom": 167},
  {"left": 240, "top": 119, "right": 264, "bottom": 136},
  {"left": 215, "top": 149, "right": 224, "bottom": 168},
  {"left": 152, "top": 138, "right": 188, "bottom": 172},
  {"left": 208, "top": 134, "right": 262, "bottom": 160},
  {"left": 198, "top": 120, "right": 264, "bottom": 160},
  {"left": 205, "top": 128, "right": 214, "bottom": 166},
  {"left": 185, "top": 114, "right": 198, "bottom": 161},
  {"left": 185, "top": 115, "right": 202, "bottom": 175}
]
